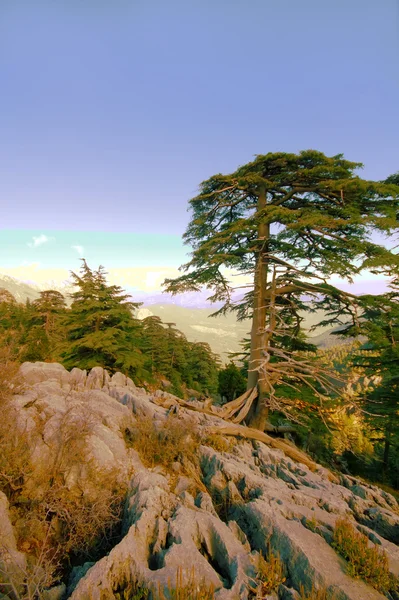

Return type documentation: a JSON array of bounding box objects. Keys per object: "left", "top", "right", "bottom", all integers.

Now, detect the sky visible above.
[{"left": 1, "top": 1, "right": 398, "bottom": 295}]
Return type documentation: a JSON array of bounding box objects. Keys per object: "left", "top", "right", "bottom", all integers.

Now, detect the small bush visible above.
[
  {"left": 304, "top": 515, "right": 319, "bottom": 533},
  {"left": 129, "top": 415, "right": 201, "bottom": 470},
  {"left": 248, "top": 550, "right": 286, "bottom": 597},
  {"left": 332, "top": 518, "right": 395, "bottom": 592},
  {"left": 202, "top": 433, "right": 234, "bottom": 453}
]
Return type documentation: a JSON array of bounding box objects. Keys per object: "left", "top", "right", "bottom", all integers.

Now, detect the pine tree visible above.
[
  {"left": 343, "top": 276, "right": 399, "bottom": 479},
  {"left": 218, "top": 361, "right": 247, "bottom": 403},
  {"left": 164, "top": 150, "right": 399, "bottom": 430},
  {"left": 21, "top": 290, "right": 67, "bottom": 362},
  {"left": 186, "top": 341, "right": 220, "bottom": 396},
  {"left": 0, "top": 289, "right": 26, "bottom": 358},
  {"left": 62, "top": 261, "right": 146, "bottom": 377}
]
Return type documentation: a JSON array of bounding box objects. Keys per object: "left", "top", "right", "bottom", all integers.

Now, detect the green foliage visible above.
[
  {"left": 164, "top": 149, "right": 398, "bottom": 308},
  {"left": 62, "top": 261, "right": 146, "bottom": 377},
  {"left": 0, "top": 263, "right": 221, "bottom": 398},
  {"left": 163, "top": 149, "right": 399, "bottom": 426},
  {"left": 333, "top": 274, "right": 399, "bottom": 484},
  {"left": 218, "top": 361, "right": 246, "bottom": 402},
  {"left": 332, "top": 519, "right": 395, "bottom": 592},
  {"left": 141, "top": 316, "right": 220, "bottom": 397}
]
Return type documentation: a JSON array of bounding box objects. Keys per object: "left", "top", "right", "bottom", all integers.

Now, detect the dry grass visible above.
[
  {"left": 202, "top": 432, "right": 235, "bottom": 453},
  {"left": 332, "top": 518, "right": 396, "bottom": 593},
  {"left": 248, "top": 550, "right": 286, "bottom": 597},
  {"left": 111, "top": 566, "right": 215, "bottom": 600},
  {"left": 298, "top": 583, "right": 338, "bottom": 600},
  {"left": 127, "top": 415, "right": 201, "bottom": 470},
  {"left": 127, "top": 414, "right": 207, "bottom": 493},
  {"left": 0, "top": 525, "right": 59, "bottom": 600},
  {"left": 0, "top": 365, "right": 126, "bottom": 597},
  {"left": 304, "top": 515, "right": 319, "bottom": 533},
  {"left": 157, "top": 567, "right": 216, "bottom": 600}
]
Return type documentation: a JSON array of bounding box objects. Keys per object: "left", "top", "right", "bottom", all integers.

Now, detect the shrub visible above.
[
  {"left": 248, "top": 550, "right": 286, "bottom": 596},
  {"left": 0, "top": 354, "right": 32, "bottom": 501},
  {"left": 128, "top": 415, "right": 200, "bottom": 470},
  {"left": 202, "top": 432, "right": 235, "bottom": 453},
  {"left": 332, "top": 518, "right": 395, "bottom": 592}
]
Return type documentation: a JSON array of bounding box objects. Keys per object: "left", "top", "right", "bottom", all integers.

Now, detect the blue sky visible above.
[{"left": 1, "top": 1, "right": 398, "bottom": 292}]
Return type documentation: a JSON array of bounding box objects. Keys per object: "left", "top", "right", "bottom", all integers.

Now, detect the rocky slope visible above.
[{"left": 1, "top": 362, "right": 399, "bottom": 599}]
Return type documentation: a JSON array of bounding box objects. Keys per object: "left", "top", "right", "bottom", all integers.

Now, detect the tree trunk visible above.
[
  {"left": 383, "top": 426, "right": 391, "bottom": 480},
  {"left": 247, "top": 187, "right": 271, "bottom": 431}
]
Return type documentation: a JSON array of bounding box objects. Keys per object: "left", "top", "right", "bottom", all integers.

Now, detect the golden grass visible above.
[{"left": 332, "top": 518, "right": 396, "bottom": 593}]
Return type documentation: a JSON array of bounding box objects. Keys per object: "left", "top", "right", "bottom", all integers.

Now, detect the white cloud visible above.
[
  {"left": 27, "top": 234, "right": 53, "bottom": 248},
  {"left": 72, "top": 245, "right": 85, "bottom": 256}
]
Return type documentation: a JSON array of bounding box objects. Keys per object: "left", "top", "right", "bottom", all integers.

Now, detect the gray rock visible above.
[
  {"left": 67, "top": 562, "right": 95, "bottom": 596},
  {"left": 20, "top": 361, "right": 70, "bottom": 387},
  {"left": 69, "top": 367, "right": 87, "bottom": 389},
  {"left": 7, "top": 362, "right": 399, "bottom": 600},
  {"left": 86, "top": 366, "right": 107, "bottom": 389},
  {"left": 110, "top": 371, "right": 127, "bottom": 387},
  {"left": 174, "top": 475, "right": 193, "bottom": 496},
  {"left": 358, "top": 506, "right": 399, "bottom": 544},
  {"left": 279, "top": 585, "right": 301, "bottom": 600},
  {"left": 0, "top": 491, "right": 26, "bottom": 592}
]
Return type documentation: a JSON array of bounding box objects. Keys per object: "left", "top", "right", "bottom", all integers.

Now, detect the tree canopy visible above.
[{"left": 164, "top": 150, "right": 399, "bottom": 429}]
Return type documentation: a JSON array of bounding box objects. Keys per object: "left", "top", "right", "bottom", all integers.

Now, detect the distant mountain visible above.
[
  {"left": 0, "top": 274, "right": 42, "bottom": 303},
  {"left": 136, "top": 304, "right": 251, "bottom": 363},
  {"left": 0, "top": 274, "right": 74, "bottom": 304},
  {"left": 134, "top": 303, "right": 352, "bottom": 362},
  {"left": 130, "top": 289, "right": 243, "bottom": 309}
]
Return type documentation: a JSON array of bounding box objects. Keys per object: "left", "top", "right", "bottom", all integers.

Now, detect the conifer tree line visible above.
[{"left": 0, "top": 261, "right": 220, "bottom": 398}]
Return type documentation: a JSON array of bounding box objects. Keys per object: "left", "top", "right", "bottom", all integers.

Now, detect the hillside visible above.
[
  {"left": 1, "top": 361, "right": 398, "bottom": 599},
  {"left": 136, "top": 304, "right": 251, "bottom": 363},
  {"left": 135, "top": 304, "right": 349, "bottom": 361}
]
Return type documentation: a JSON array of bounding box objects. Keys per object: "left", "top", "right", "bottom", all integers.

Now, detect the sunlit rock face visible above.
[{"left": 2, "top": 361, "right": 398, "bottom": 600}]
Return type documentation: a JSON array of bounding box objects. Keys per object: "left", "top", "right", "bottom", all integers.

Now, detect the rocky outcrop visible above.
[
  {"left": 0, "top": 491, "right": 27, "bottom": 593},
  {"left": 2, "top": 361, "right": 399, "bottom": 599}
]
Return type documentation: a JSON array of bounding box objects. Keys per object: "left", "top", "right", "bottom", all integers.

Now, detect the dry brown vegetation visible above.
[
  {"left": 107, "top": 565, "right": 215, "bottom": 600},
  {"left": 126, "top": 414, "right": 208, "bottom": 493},
  {"left": 127, "top": 414, "right": 201, "bottom": 469},
  {"left": 332, "top": 518, "right": 396, "bottom": 593},
  {"left": 248, "top": 550, "right": 286, "bottom": 597},
  {"left": 0, "top": 360, "right": 127, "bottom": 598},
  {"left": 298, "top": 583, "right": 338, "bottom": 600}
]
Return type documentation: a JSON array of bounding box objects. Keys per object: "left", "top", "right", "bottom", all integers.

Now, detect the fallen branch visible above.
[
  {"left": 151, "top": 393, "right": 316, "bottom": 469},
  {"left": 152, "top": 391, "right": 296, "bottom": 433},
  {"left": 206, "top": 422, "right": 317, "bottom": 471}
]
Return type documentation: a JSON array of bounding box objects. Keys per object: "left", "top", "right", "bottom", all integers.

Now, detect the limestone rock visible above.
[
  {"left": 86, "top": 366, "right": 107, "bottom": 389},
  {"left": 0, "top": 492, "right": 26, "bottom": 592},
  {"left": 4, "top": 362, "right": 399, "bottom": 600},
  {"left": 20, "top": 361, "right": 71, "bottom": 387}
]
